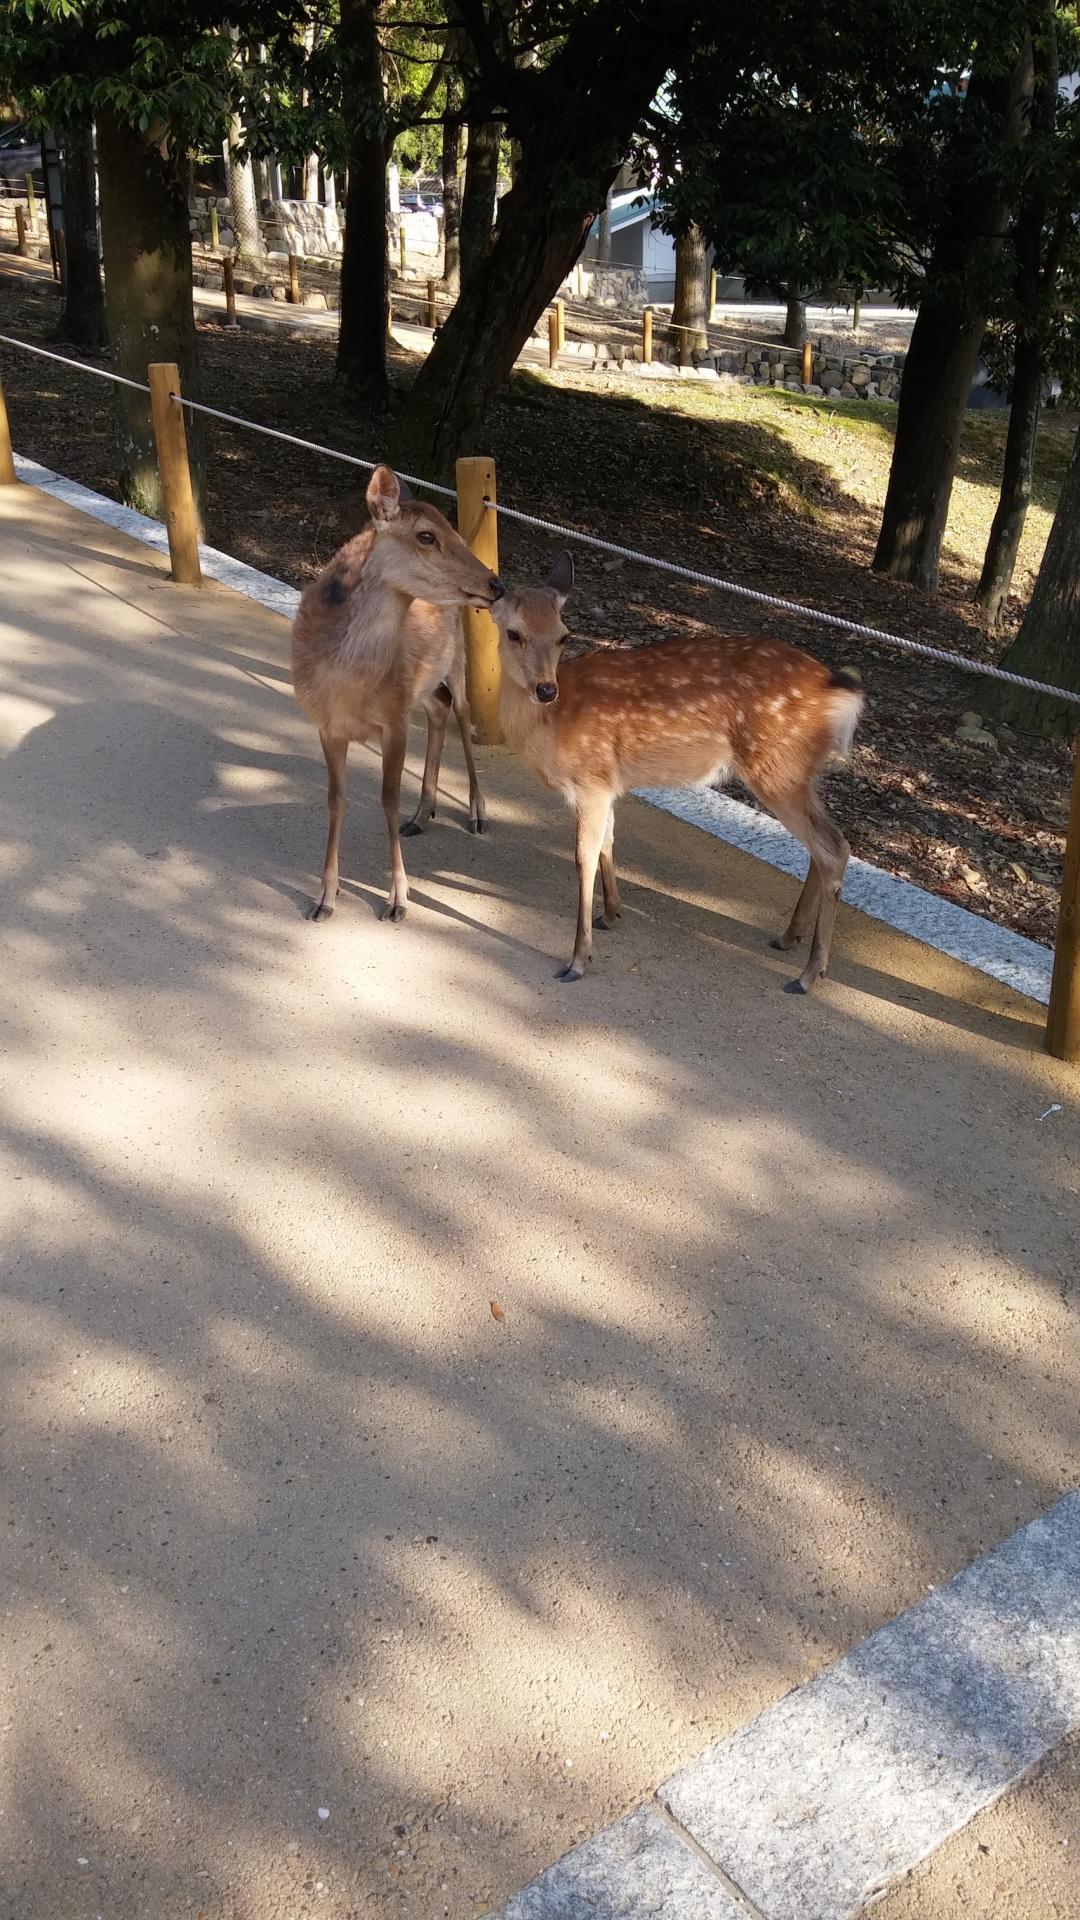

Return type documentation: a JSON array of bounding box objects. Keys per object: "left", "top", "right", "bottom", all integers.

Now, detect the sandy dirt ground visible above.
[{"left": 1, "top": 483, "right": 1078, "bottom": 1920}]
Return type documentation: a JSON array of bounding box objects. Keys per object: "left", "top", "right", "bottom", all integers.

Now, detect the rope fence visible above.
[{"left": 0, "top": 328, "right": 1077, "bottom": 1059}]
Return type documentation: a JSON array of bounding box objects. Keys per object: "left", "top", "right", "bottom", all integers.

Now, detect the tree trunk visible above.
[
  {"left": 597, "top": 186, "right": 612, "bottom": 264},
  {"left": 225, "top": 118, "right": 264, "bottom": 271},
  {"left": 390, "top": 2, "right": 678, "bottom": 478},
  {"left": 671, "top": 223, "right": 709, "bottom": 356},
  {"left": 458, "top": 121, "right": 500, "bottom": 291},
  {"left": 336, "top": 0, "right": 390, "bottom": 406},
  {"left": 872, "top": 46, "right": 1035, "bottom": 593},
  {"left": 783, "top": 285, "right": 806, "bottom": 347},
  {"left": 993, "top": 427, "right": 1080, "bottom": 736},
  {"left": 976, "top": 0, "right": 1060, "bottom": 627},
  {"left": 976, "top": 337, "right": 1043, "bottom": 626},
  {"left": 441, "top": 115, "right": 463, "bottom": 296},
  {"left": 95, "top": 110, "right": 203, "bottom": 525},
  {"left": 57, "top": 116, "right": 106, "bottom": 352}
]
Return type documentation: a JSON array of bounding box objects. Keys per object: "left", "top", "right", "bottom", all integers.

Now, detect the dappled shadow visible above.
[{"left": 1, "top": 494, "right": 1078, "bottom": 1920}]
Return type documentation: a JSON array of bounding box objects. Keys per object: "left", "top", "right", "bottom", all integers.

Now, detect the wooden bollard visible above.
[
  {"left": 642, "top": 307, "right": 653, "bottom": 364},
  {"left": 555, "top": 298, "right": 565, "bottom": 352},
  {"left": 1046, "top": 733, "right": 1080, "bottom": 1063},
  {"left": 426, "top": 276, "right": 437, "bottom": 328},
  {"left": 709, "top": 268, "right": 718, "bottom": 320},
  {"left": 288, "top": 254, "right": 300, "bottom": 304},
  {"left": 801, "top": 339, "right": 813, "bottom": 386},
  {"left": 15, "top": 206, "right": 29, "bottom": 257},
  {"left": 209, "top": 204, "right": 220, "bottom": 251},
  {"left": 455, "top": 455, "right": 501, "bottom": 744},
  {"left": 548, "top": 308, "right": 559, "bottom": 368},
  {"left": 398, "top": 225, "right": 407, "bottom": 275},
  {"left": 223, "top": 256, "right": 237, "bottom": 325},
  {"left": 147, "top": 363, "right": 202, "bottom": 587},
  {"left": 24, "top": 174, "right": 37, "bottom": 226},
  {"left": 0, "top": 368, "right": 17, "bottom": 485}
]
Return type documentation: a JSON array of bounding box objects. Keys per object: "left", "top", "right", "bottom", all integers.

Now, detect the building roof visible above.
[{"left": 589, "top": 190, "right": 661, "bottom": 239}]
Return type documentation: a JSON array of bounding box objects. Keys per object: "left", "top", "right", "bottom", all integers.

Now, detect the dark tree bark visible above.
[
  {"left": 95, "top": 109, "right": 203, "bottom": 525},
  {"left": 976, "top": 332, "right": 1043, "bottom": 626},
  {"left": 58, "top": 117, "right": 106, "bottom": 352},
  {"left": 992, "top": 427, "right": 1080, "bottom": 736},
  {"left": 783, "top": 285, "right": 806, "bottom": 347},
  {"left": 441, "top": 113, "right": 464, "bottom": 297},
  {"left": 596, "top": 185, "right": 612, "bottom": 264},
  {"left": 391, "top": 0, "right": 687, "bottom": 478},
  {"left": 976, "top": 0, "right": 1061, "bottom": 626},
  {"left": 458, "top": 120, "right": 500, "bottom": 291},
  {"left": 671, "top": 224, "right": 709, "bottom": 356},
  {"left": 873, "top": 46, "right": 1035, "bottom": 593},
  {"left": 336, "top": 0, "right": 391, "bottom": 406}
]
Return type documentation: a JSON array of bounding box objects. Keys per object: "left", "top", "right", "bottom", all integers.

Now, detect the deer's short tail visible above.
[{"left": 827, "top": 666, "right": 864, "bottom": 762}]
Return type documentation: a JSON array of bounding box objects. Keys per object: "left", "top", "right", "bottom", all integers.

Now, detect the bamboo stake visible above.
[
  {"left": 0, "top": 369, "right": 17, "bottom": 485},
  {"left": 455, "top": 456, "right": 501, "bottom": 744},
  {"left": 1046, "top": 733, "right": 1080, "bottom": 1062},
  {"left": 147, "top": 363, "right": 202, "bottom": 587}
]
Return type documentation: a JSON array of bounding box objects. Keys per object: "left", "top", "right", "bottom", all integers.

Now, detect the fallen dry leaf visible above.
[{"left": 489, "top": 1300, "right": 505, "bottom": 1322}]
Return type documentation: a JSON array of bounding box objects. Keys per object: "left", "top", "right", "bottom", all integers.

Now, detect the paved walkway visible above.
[{"left": 1, "top": 479, "right": 1078, "bottom": 1919}]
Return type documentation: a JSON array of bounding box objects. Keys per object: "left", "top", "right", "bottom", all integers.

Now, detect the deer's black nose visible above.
[
  {"left": 536, "top": 682, "right": 559, "bottom": 704},
  {"left": 489, "top": 575, "right": 505, "bottom": 601}
]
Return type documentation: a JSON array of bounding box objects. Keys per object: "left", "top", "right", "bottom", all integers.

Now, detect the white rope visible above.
[
  {"left": 0, "top": 332, "right": 150, "bottom": 394},
  {"left": 4, "top": 329, "right": 1075, "bottom": 708},
  {"left": 487, "top": 499, "right": 1080, "bottom": 708},
  {"left": 169, "top": 392, "right": 458, "bottom": 498}
]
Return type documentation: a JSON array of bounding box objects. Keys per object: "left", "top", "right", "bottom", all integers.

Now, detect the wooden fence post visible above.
[
  {"left": 555, "top": 298, "right": 565, "bottom": 352},
  {"left": 642, "top": 307, "right": 653, "bottom": 364},
  {"left": 426, "top": 277, "right": 437, "bottom": 328},
  {"left": 398, "top": 225, "right": 407, "bottom": 275},
  {"left": 24, "top": 174, "right": 37, "bottom": 226},
  {"left": 548, "top": 308, "right": 559, "bottom": 368},
  {"left": 288, "top": 254, "right": 300, "bottom": 304},
  {"left": 15, "top": 207, "right": 29, "bottom": 257},
  {"left": 709, "top": 268, "right": 718, "bottom": 320},
  {"left": 0, "top": 369, "right": 17, "bottom": 485},
  {"left": 801, "top": 339, "right": 813, "bottom": 386},
  {"left": 147, "top": 363, "right": 202, "bottom": 587},
  {"left": 1046, "top": 733, "right": 1080, "bottom": 1063},
  {"left": 209, "top": 204, "right": 220, "bottom": 252},
  {"left": 455, "top": 455, "right": 502, "bottom": 744},
  {"left": 223, "top": 256, "right": 237, "bottom": 326}
]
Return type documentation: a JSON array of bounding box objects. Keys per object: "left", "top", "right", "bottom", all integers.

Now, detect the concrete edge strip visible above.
[
  {"left": 10, "top": 454, "right": 1051, "bottom": 1007},
  {"left": 489, "top": 1492, "right": 1080, "bottom": 1919},
  {"left": 633, "top": 786, "right": 1052, "bottom": 1005}
]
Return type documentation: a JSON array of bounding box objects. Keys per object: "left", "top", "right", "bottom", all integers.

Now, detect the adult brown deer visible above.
[
  {"left": 493, "top": 554, "right": 863, "bottom": 991},
  {"left": 291, "top": 466, "right": 503, "bottom": 924}
]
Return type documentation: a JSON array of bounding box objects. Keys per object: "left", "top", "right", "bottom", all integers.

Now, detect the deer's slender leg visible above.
[
  {"left": 558, "top": 788, "right": 612, "bottom": 981},
  {"left": 380, "top": 723, "right": 411, "bottom": 923},
  {"left": 596, "top": 801, "right": 621, "bottom": 927},
  {"left": 309, "top": 731, "right": 349, "bottom": 922}
]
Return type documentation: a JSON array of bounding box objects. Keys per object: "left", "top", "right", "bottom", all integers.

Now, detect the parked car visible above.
[{"left": 0, "top": 123, "right": 44, "bottom": 195}]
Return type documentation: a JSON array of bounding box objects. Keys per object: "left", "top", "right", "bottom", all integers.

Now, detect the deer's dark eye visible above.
[
  {"left": 416, "top": 529, "right": 438, "bottom": 547},
  {"left": 507, "top": 628, "right": 524, "bottom": 646}
]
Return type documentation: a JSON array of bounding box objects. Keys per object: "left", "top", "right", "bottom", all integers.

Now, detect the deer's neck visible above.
[{"left": 342, "top": 570, "right": 414, "bottom": 671}]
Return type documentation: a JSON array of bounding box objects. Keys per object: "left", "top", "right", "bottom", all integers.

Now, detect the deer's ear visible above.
[
  {"left": 367, "top": 465, "right": 401, "bottom": 525},
  {"left": 395, "top": 473, "right": 415, "bottom": 503},
  {"left": 547, "top": 550, "right": 575, "bottom": 605}
]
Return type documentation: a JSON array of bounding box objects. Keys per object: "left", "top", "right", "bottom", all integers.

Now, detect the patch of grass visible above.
[{"left": 527, "top": 364, "right": 1074, "bottom": 603}]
